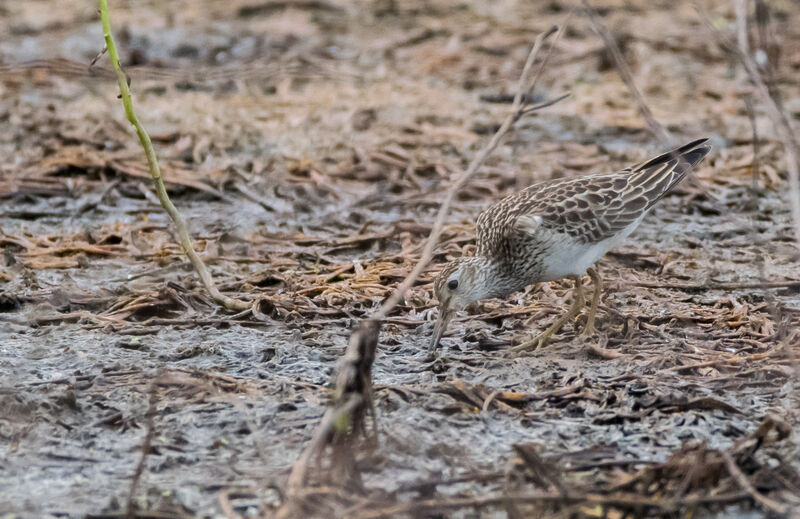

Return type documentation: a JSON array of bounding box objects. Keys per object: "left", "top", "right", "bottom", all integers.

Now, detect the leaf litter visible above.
[{"left": 1, "top": 0, "right": 799, "bottom": 517}]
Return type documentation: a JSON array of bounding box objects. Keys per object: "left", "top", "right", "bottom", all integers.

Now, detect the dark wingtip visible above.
[
  {"left": 630, "top": 137, "right": 713, "bottom": 210},
  {"left": 679, "top": 137, "right": 712, "bottom": 168},
  {"left": 637, "top": 137, "right": 712, "bottom": 171}
]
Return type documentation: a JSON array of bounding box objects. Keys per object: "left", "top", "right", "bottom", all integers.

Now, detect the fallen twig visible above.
[
  {"left": 349, "top": 490, "right": 752, "bottom": 519},
  {"left": 98, "top": 0, "right": 250, "bottom": 311},
  {"left": 512, "top": 444, "right": 568, "bottom": 496},
  {"left": 664, "top": 349, "right": 794, "bottom": 373},
  {"left": 630, "top": 280, "right": 800, "bottom": 291},
  {"left": 218, "top": 490, "right": 244, "bottom": 519},
  {"left": 126, "top": 376, "right": 158, "bottom": 519},
  {"left": 587, "top": 344, "right": 624, "bottom": 359},
  {"left": 722, "top": 450, "right": 788, "bottom": 515},
  {"left": 278, "top": 319, "right": 380, "bottom": 518}
]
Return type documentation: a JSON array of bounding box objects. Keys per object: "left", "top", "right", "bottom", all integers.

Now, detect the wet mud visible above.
[{"left": 1, "top": 1, "right": 799, "bottom": 517}]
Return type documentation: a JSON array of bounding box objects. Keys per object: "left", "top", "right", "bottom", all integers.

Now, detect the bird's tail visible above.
[{"left": 626, "top": 137, "right": 712, "bottom": 209}]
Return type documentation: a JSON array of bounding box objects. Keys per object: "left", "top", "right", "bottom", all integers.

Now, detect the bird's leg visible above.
[
  {"left": 582, "top": 267, "right": 602, "bottom": 336},
  {"left": 513, "top": 275, "right": 586, "bottom": 352}
]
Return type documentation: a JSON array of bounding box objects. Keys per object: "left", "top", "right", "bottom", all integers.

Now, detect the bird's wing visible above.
[{"left": 476, "top": 138, "right": 711, "bottom": 254}]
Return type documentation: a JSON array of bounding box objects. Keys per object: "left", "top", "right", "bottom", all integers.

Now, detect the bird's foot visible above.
[
  {"left": 511, "top": 275, "right": 585, "bottom": 356},
  {"left": 581, "top": 319, "right": 596, "bottom": 337},
  {"left": 582, "top": 267, "right": 601, "bottom": 337},
  {"left": 510, "top": 330, "right": 555, "bottom": 354}
]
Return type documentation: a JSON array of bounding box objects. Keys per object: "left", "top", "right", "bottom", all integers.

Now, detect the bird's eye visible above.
[{"left": 447, "top": 279, "right": 458, "bottom": 290}]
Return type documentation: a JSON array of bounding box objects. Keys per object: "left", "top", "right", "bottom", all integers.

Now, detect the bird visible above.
[{"left": 430, "top": 138, "right": 712, "bottom": 353}]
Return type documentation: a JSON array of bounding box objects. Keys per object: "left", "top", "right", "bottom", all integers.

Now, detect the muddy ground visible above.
[{"left": 1, "top": 0, "right": 800, "bottom": 517}]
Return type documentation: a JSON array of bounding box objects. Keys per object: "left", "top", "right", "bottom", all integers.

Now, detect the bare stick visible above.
[
  {"left": 284, "top": 394, "right": 363, "bottom": 491},
  {"left": 279, "top": 319, "right": 380, "bottom": 517},
  {"left": 584, "top": 2, "right": 725, "bottom": 212},
  {"left": 583, "top": 0, "right": 671, "bottom": 144},
  {"left": 726, "top": 0, "right": 800, "bottom": 379},
  {"left": 744, "top": 97, "right": 760, "bottom": 190},
  {"left": 374, "top": 25, "right": 565, "bottom": 320},
  {"left": 721, "top": 450, "right": 787, "bottom": 515},
  {"left": 725, "top": 0, "right": 800, "bottom": 247},
  {"left": 278, "top": 23, "right": 569, "bottom": 513},
  {"left": 630, "top": 280, "right": 800, "bottom": 291},
  {"left": 218, "top": 490, "right": 244, "bottom": 519},
  {"left": 733, "top": 0, "right": 751, "bottom": 61},
  {"left": 349, "top": 490, "right": 754, "bottom": 519},
  {"left": 126, "top": 378, "right": 158, "bottom": 519},
  {"left": 743, "top": 60, "right": 785, "bottom": 358},
  {"left": 99, "top": 0, "right": 250, "bottom": 311}
]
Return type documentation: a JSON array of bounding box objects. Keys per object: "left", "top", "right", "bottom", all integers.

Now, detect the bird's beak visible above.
[{"left": 430, "top": 302, "right": 454, "bottom": 351}]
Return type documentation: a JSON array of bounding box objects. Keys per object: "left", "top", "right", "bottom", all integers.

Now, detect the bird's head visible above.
[{"left": 430, "top": 256, "right": 494, "bottom": 349}]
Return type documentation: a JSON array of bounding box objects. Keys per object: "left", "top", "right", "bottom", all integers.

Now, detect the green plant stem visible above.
[{"left": 99, "top": 0, "right": 249, "bottom": 311}]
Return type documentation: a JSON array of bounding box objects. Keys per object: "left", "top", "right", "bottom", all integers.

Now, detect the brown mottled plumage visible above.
[{"left": 431, "top": 138, "right": 712, "bottom": 351}]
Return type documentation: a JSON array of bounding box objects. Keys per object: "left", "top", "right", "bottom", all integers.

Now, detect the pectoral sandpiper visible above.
[{"left": 430, "top": 138, "right": 712, "bottom": 353}]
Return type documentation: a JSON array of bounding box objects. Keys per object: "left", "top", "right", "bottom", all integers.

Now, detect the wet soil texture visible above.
[{"left": 1, "top": 1, "right": 799, "bottom": 517}]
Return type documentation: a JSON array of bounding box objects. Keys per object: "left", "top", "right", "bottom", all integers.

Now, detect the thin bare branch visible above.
[
  {"left": 519, "top": 92, "right": 572, "bottom": 116},
  {"left": 374, "top": 24, "right": 563, "bottom": 320},
  {"left": 733, "top": 0, "right": 751, "bottom": 60},
  {"left": 722, "top": 450, "right": 788, "bottom": 515},
  {"left": 706, "top": 2, "right": 800, "bottom": 247},
  {"left": 126, "top": 377, "right": 158, "bottom": 519},
  {"left": 99, "top": 0, "right": 251, "bottom": 311},
  {"left": 583, "top": 0, "right": 671, "bottom": 144},
  {"left": 278, "top": 319, "right": 380, "bottom": 517},
  {"left": 278, "top": 21, "right": 570, "bottom": 516}
]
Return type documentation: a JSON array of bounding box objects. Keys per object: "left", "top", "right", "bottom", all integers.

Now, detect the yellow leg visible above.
[
  {"left": 512, "top": 275, "right": 585, "bottom": 353},
  {"left": 582, "top": 267, "right": 602, "bottom": 336}
]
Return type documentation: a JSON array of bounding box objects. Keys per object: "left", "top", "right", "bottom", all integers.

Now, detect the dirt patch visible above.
[{"left": 1, "top": 0, "right": 799, "bottom": 517}]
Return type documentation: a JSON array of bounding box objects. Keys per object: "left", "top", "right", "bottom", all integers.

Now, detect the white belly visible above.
[{"left": 537, "top": 216, "right": 645, "bottom": 281}]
